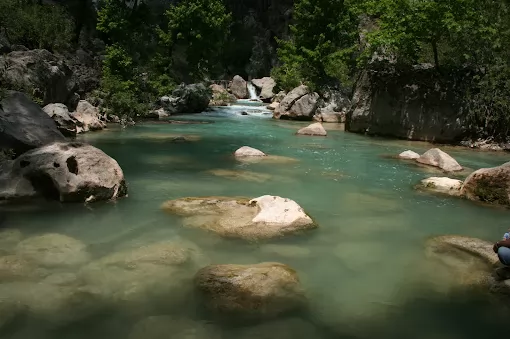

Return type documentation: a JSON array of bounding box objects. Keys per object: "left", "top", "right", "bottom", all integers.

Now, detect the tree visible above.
[
  {"left": 159, "top": 0, "right": 232, "bottom": 82},
  {"left": 272, "top": 0, "right": 358, "bottom": 91}
]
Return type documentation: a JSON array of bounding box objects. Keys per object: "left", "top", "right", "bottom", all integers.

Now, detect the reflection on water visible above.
[{"left": 1, "top": 104, "right": 510, "bottom": 338}]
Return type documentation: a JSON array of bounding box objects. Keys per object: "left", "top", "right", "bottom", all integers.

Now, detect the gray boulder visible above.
[
  {"left": 230, "top": 75, "right": 248, "bottom": 99},
  {"left": 43, "top": 103, "right": 81, "bottom": 137},
  {"left": 71, "top": 100, "right": 106, "bottom": 133},
  {"left": 274, "top": 85, "right": 319, "bottom": 120},
  {"left": 0, "top": 91, "right": 65, "bottom": 154},
  {"left": 252, "top": 77, "right": 276, "bottom": 101},
  {"left": 161, "top": 83, "right": 211, "bottom": 114},
  {"left": 0, "top": 142, "right": 127, "bottom": 203},
  {"left": 314, "top": 90, "right": 350, "bottom": 123},
  {"left": 461, "top": 161, "right": 510, "bottom": 207},
  {"left": 416, "top": 148, "right": 462, "bottom": 172},
  {"left": 0, "top": 49, "right": 75, "bottom": 106},
  {"left": 194, "top": 262, "right": 306, "bottom": 318}
]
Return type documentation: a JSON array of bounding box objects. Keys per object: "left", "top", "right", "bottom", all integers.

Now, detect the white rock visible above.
[
  {"left": 234, "top": 146, "right": 266, "bottom": 157},
  {"left": 398, "top": 150, "right": 420, "bottom": 160},
  {"left": 296, "top": 123, "right": 327, "bottom": 136},
  {"left": 250, "top": 195, "right": 313, "bottom": 227},
  {"left": 416, "top": 148, "right": 462, "bottom": 172},
  {"left": 419, "top": 177, "right": 463, "bottom": 196}
]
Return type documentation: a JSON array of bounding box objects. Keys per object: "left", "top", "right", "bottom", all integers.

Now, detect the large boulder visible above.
[
  {"left": 346, "top": 64, "right": 466, "bottom": 142},
  {"left": 461, "top": 161, "right": 510, "bottom": 207},
  {"left": 252, "top": 77, "right": 276, "bottom": 101},
  {"left": 274, "top": 85, "right": 319, "bottom": 120},
  {"left": 296, "top": 123, "right": 327, "bottom": 136},
  {"left": 78, "top": 239, "right": 203, "bottom": 307},
  {"left": 416, "top": 148, "right": 462, "bottom": 172},
  {"left": 0, "top": 91, "right": 65, "bottom": 154},
  {"left": 0, "top": 49, "right": 76, "bottom": 106},
  {"left": 161, "top": 83, "right": 212, "bottom": 114},
  {"left": 161, "top": 195, "right": 317, "bottom": 240},
  {"left": 274, "top": 85, "right": 320, "bottom": 120},
  {"left": 230, "top": 75, "right": 248, "bottom": 99},
  {"left": 0, "top": 142, "right": 127, "bottom": 203},
  {"left": 43, "top": 103, "right": 81, "bottom": 137},
  {"left": 314, "top": 90, "right": 350, "bottom": 123},
  {"left": 194, "top": 262, "right": 306, "bottom": 318},
  {"left": 71, "top": 100, "right": 106, "bottom": 133},
  {"left": 417, "top": 177, "right": 463, "bottom": 196},
  {"left": 209, "top": 84, "right": 236, "bottom": 106}
]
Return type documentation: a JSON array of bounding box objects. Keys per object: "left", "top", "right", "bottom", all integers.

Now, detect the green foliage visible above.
[
  {"left": 273, "top": 0, "right": 358, "bottom": 91},
  {"left": 0, "top": 0, "right": 74, "bottom": 52},
  {"left": 159, "top": 0, "right": 232, "bottom": 81}
]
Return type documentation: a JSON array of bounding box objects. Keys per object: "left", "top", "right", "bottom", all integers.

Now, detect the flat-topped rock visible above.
[
  {"left": 297, "top": 123, "right": 327, "bottom": 136},
  {"left": 416, "top": 148, "right": 462, "bottom": 172},
  {"left": 461, "top": 161, "right": 510, "bottom": 207},
  {"left": 234, "top": 146, "right": 266, "bottom": 157},
  {"left": 418, "top": 177, "right": 463, "bottom": 196},
  {"left": 398, "top": 150, "right": 420, "bottom": 160},
  {"left": 194, "top": 262, "right": 306, "bottom": 318},
  {"left": 161, "top": 195, "right": 316, "bottom": 240}
]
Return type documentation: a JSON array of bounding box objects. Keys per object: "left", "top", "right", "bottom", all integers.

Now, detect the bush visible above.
[{"left": 0, "top": 0, "right": 74, "bottom": 52}]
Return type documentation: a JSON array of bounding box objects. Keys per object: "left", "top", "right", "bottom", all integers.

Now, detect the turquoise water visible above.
[{"left": 1, "top": 103, "right": 510, "bottom": 338}]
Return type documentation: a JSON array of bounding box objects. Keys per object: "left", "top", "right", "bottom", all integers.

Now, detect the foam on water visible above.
[{"left": 2, "top": 103, "right": 510, "bottom": 338}]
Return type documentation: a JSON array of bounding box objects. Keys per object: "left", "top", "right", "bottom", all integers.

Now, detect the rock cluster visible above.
[{"left": 273, "top": 85, "right": 319, "bottom": 120}]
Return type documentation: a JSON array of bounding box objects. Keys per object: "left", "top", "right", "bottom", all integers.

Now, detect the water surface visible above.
[{"left": 2, "top": 103, "right": 510, "bottom": 338}]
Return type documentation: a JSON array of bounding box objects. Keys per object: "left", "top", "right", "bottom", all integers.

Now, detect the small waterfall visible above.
[{"left": 247, "top": 82, "right": 259, "bottom": 100}]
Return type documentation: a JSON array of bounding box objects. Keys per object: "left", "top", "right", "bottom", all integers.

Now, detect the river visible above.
[{"left": 2, "top": 102, "right": 510, "bottom": 338}]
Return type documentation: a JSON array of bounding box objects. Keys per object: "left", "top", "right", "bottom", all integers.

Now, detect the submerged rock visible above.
[
  {"left": 16, "top": 233, "right": 90, "bottom": 268},
  {"left": 194, "top": 262, "right": 306, "bottom": 318},
  {"left": 0, "top": 142, "right": 127, "bottom": 203},
  {"left": 461, "top": 161, "right": 510, "bottom": 207},
  {"left": 417, "top": 177, "right": 463, "bottom": 196},
  {"left": 0, "top": 255, "right": 47, "bottom": 281},
  {"left": 161, "top": 195, "right": 317, "bottom": 240},
  {"left": 234, "top": 146, "right": 266, "bottom": 157},
  {"left": 235, "top": 154, "right": 299, "bottom": 165},
  {"left": 234, "top": 318, "right": 320, "bottom": 339},
  {"left": 297, "top": 123, "right": 327, "bottom": 136},
  {"left": 129, "top": 316, "right": 222, "bottom": 339},
  {"left": 71, "top": 100, "right": 106, "bottom": 133},
  {"left": 208, "top": 169, "right": 272, "bottom": 183},
  {"left": 79, "top": 239, "right": 203, "bottom": 307},
  {"left": 0, "top": 229, "right": 23, "bottom": 255},
  {"left": 231, "top": 75, "right": 248, "bottom": 99},
  {"left": 398, "top": 150, "right": 420, "bottom": 160},
  {"left": 0, "top": 91, "right": 66, "bottom": 154},
  {"left": 416, "top": 148, "right": 462, "bottom": 172}
]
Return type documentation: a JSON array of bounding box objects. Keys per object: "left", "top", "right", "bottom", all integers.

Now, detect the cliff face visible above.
[{"left": 346, "top": 63, "right": 469, "bottom": 143}]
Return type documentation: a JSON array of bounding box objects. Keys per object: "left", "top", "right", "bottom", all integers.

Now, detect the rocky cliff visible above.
[{"left": 346, "top": 63, "right": 469, "bottom": 143}]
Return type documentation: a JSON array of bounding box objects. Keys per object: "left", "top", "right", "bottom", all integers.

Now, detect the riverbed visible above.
[{"left": 2, "top": 102, "right": 510, "bottom": 338}]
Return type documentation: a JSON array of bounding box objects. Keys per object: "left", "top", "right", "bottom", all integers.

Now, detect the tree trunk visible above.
[{"left": 432, "top": 40, "right": 440, "bottom": 71}]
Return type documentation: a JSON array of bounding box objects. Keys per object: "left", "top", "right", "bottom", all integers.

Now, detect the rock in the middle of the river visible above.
[{"left": 161, "top": 195, "right": 317, "bottom": 240}]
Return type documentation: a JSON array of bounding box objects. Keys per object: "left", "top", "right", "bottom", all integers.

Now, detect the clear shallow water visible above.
[{"left": 2, "top": 104, "right": 510, "bottom": 338}]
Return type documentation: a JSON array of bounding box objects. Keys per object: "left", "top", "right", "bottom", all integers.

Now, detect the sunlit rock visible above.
[
  {"left": 461, "top": 161, "right": 510, "bottom": 207},
  {"left": 162, "top": 195, "right": 317, "bottom": 240},
  {"left": 129, "top": 316, "right": 222, "bottom": 339},
  {"left": 71, "top": 100, "right": 106, "bottom": 133},
  {"left": 416, "top": 148, "right": 462, "bottom": 172},
  {"left": 231, "top": 75, "right": 248, "bottom": 99},
  {"left": 194, "top": 262, "right": 306, "bottom": 318},
  {"left": 78, "top": 239, "right": 203, "bottom": 307},
  {"left": 234, "top": 146, "right": 266, "bottom": 157},
  {"left": 398, "top": 150, "right": 420, "bottom": 160},
  {"left": 296, "top": 123, "right": 327, "bottom": 136},
  {"left": 417, "top": 177, "right": 463, "bottom": 196},
  {"left": 16, "top": 233, "right": 90, "bottom": 268}
]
